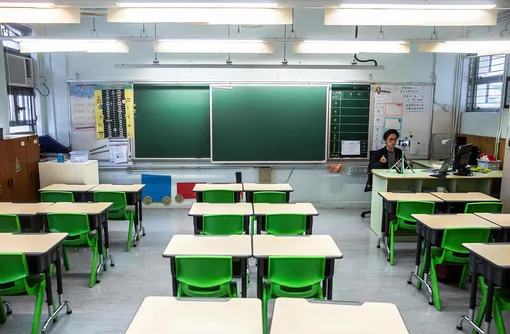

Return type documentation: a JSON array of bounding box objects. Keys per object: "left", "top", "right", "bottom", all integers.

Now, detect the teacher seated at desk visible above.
[{"left": 369, "top": 129, "right": 403, "bottom": 170}]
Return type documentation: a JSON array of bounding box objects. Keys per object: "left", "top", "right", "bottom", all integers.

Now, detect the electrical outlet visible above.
[{"left": 39, "top": 76, "right": 46, "bottom": 84}]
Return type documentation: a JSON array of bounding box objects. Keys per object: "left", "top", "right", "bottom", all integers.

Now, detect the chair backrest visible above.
[
  {"left": 0, "top": 253, "right": 29, "bottom": 286},
  {"left": 464, "top": 202, "right": 503, "bottom": 214},
  {"left": 266, "top": 214, "right": 307, "bottom": 235},
  {"left": 253, "top": 191, "right": 286, "bottom": 203},
  {"left": 268, "top": 256, "right": 325, "bottom": 288},
  {"left": 40, "top": 191, "right": 75, "bottom": 203},
  {"left": 441, "top": 227, "right": 491, "bottom": 258},
  {"left": 0, "top": 214, "right": 21, "bottom": 233},
  {"left": 202, "top": 214, "right": 245, "bottom": 235},
  {"left": 396, "top": 201, "right": 436, "bottom": 222},
  {"left": 202, "top": 190, "right": 235, "bottom": 203},
  {"left": 47, "top": 213, "right": 91, "bottom": 236},
  {"left": 93, "top": 191, "right": 128, "bottom": 219},
  {"left": 175, "top": 256, "right": 233, "bottom": 288}
]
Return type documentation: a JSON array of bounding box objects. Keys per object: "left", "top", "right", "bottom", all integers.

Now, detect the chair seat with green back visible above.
[
  {"left": 464, "top": 202, "right": 503, "bottom": 214},
  {"left": 202, "top": 214, "right": 244, "bottom": 235},
  {"left": 389, "top": 201, "right": 435, "bottom": 265},
  {"left": 175, "top": 256, "right": 237, "bottom": 298},
  {"left": 47, "top": 213, "right": 101, "bottom": 288},
  {"left": 93, "top": 191, "right": 135, "bottom": 252},
  {"left": 266, "top": 213, "right": 306, "bottom": 235},
  {"left": 0, "top": 253, "right": 46, "bottom": 334},
  {"left": 202, "top": 190, "right": 235, "bottom": 203},
  {"left": 40, "top": 191, "right": 75, "bottom": 203},
  {"left": 262, "top": 256, "right": 325, "bottom": 334},
  {"left": 0, "top": 214, "right": 21, "bottom": 233},
  {"left": 252, "top": 192, "right": 287, "bottom": 235},
  {"left": 475, "top": 276, "right": 510, "bottom": 334}
]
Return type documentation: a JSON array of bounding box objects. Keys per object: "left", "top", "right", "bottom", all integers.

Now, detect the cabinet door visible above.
[
  {"left": 26, "top": 135, "right": 40, "bottom": 201},
  {"left": 0, "top": 140, "right": 12, "bottom": 202},
  {"left": 6, "top": 137, "right": 31, "bottom": 203}
]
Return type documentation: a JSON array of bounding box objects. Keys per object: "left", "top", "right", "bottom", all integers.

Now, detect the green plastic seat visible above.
[
  {"left": 0, "top": 214, "right": 21, "bottom": 233},
  {"left": 252, "top": 191, "right": 287, "bottom": 235},
  {"left": 175, "top": 256, "right": 237, "bottom": 298},
  {"left": 266, "top": 213, "right": 306, "bottom": 235},
  {"left": 389, "top": 201, "right": 435, "bottom": 265},
  {"left": 0, "top": 253, "right": 46, "bottom": 334},
  {"left": 464, "top": 202, "right": 503, "bottom": 214},
  {"left": 475, "top": 276, "right": 510, "bottom": 334},
  {"left": 423, "top": 227, "right": 491, "bottom": 311},
  {"left": 40, "top": 191, "right": 75, "bottom": 203},
  {"left": 202, "top": 190, "right": 235, "bottom": 203},
  {"left": 47, "top": 213, "right": 101, "bottom": 288},
  {"left": 202, "top": 214, "right": 245, "bottom": 235},
  {"left": 262, "top": 256, "right": 325, "bottom": 334},
  {"left": 93, "top": 191, "right": 135, "bottom": 252}
]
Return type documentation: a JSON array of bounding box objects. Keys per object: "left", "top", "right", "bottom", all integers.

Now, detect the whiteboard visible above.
[{"left": 370, "top": 84, "right": 434, "bottom": 159}]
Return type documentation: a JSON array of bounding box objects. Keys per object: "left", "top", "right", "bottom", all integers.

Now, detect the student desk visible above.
[
  {"left": 458, "top": 243, "right": 510, "bottom": 334},
  {"left": 90, "top": 184, "right": 146, "bottom": 244},
  {"left": 193, "top": 183, "right": 243, "bottom": 203},
  {"left": 252, "top": 235, "right": 342, "bottom": 300},
  {"left": 408, "top": 214, "right": 500, "bottom": 307},
  {"left": 243, "top": 183, "right": 294, "bottom": 203},
  {"left": 476, "top": 213, "right": 510, "bottom": 241},
  {"left": 188, "top": 203, "right": 253, "bottom": 234},
  {"left": 370, "top": 169, "right": 502, "bottom": 238},
  {"left": 162, "top": 235, "right": 252, "bottom": 297},
  {"left": 430, "top": 192, "right": 500, "bottom": 213},
  {"left": 125, "top": 297, "right": 262, "bottom": 334},
  {"left": 270, "top": 298, "right": 409, "bottom": 334},
  {"left": 38, "top": 202, "right": 115, "bottom": 280},
  {"left": 0, "top": 202, "right": 54, "bottom": 231},
  {"left": 377, "top": 192, "right": 443, "bottom": 259},
  {"left": 253, "top": 203, "right": 318, "bottom": 235},
  {"left": 0, "top": 233, "right": 71, "bottom": 332},
  {"left": 38, "top": 184, "right": 98, "bottom": 202}
]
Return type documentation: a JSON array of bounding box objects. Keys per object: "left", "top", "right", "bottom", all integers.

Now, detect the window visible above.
[
  {"left": 465, "top": 55, "right": 507, "bottom": 112},
  {"left": 8, "top": 87, "right": 37, "bottom": 134}
]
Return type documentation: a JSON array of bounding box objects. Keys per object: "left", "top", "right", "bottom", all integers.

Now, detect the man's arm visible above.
[{"left": 368, "top": 149, "right": 384, "bottom": 171}]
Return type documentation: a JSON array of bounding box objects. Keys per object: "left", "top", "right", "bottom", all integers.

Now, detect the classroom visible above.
[{"left": 0, "top": 1, "right": 510, "bottom": 333}]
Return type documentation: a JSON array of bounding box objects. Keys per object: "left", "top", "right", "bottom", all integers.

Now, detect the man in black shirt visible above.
[{"left": 369, "top": 129, "right": 403, "bottom": 171}]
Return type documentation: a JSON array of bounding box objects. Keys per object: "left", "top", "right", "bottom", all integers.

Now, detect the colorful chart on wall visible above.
[
  {"left": 70, "top": 84, "right": 95, "bottom": 131},
  {"left": 94, "top": 84, "right": 134, "bottom": 139}
]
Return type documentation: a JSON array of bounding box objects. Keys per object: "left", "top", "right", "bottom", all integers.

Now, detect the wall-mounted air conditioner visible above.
[{"left": 5, "top": 53, "right": 34, "bottom": 88}]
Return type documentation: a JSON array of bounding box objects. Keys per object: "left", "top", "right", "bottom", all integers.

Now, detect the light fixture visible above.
[
  {"left": 15, "top": 39, "right": 129, "bottom": 53},
  {"left": 338, "top": 4, "right": 496, "bottom": 10},
  {"left": 0, "top": 7, "right": 80, "bottom": 23},
  {"left": 107, "top": 7, "right": 292, "bottom": 24},
  {"left": 116, "top": 2, "right": 279, "bottom": 8},
  {"left": 325, "top": 7, "right": 498, "bottom": 26},
  {"left": 293, "top": 41, "right": 410, "bottom": 54},
  {"left": 114, "top": 63, "right": 385, "bottom": 70},
  {"left": 418, "top": 40, "right": 510, "bottom": 55},
  {"left": 154, "top": 39, "right": 275, "bottom": 53},
  {"left": 0, "top": 2, "right": 55, "bottom": 8}
]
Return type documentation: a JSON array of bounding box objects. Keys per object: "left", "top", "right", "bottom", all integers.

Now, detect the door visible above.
[
  {"left": 26, "top": 135, "right": 40, "bottom": 202},
  {"left": 0, "top": 140, "right": 12, "bottom": 202},
  {"left": 5, "top": 137, "right": 31, "bottom": 203}
]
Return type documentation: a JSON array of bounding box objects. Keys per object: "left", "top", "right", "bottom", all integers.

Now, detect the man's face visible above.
[{"left": 385, "top": 134, "right": 398, "bottom": 149}]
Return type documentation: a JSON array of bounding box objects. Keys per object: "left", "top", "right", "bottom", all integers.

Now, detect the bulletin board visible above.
[{"left": 370, "top": 84, "right": 434, "bottom": 159}]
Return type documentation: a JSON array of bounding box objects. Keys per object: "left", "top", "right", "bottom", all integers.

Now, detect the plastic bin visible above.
[
  {"left": 69, "top": 151, "right": 89, "bottom": 163},
  {"left": 477, "top": 159, "right": 501, "bottom": 170}
]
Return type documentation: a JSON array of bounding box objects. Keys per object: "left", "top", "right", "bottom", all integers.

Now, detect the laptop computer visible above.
[{"left": 430, "top": 156, "right": 453, "bottom": 178}]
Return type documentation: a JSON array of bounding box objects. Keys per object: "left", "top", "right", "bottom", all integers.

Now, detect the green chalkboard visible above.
[
  {"left": 211, "top": 85, "right": 328, "bottom": 162},
  {"left": 134, "top": 84, "right": 210, "bottom": 158}
]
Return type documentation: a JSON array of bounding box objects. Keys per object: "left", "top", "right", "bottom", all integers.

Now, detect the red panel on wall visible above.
[{"left": 177, "top": 182, "right": 205, "bottom": 199}]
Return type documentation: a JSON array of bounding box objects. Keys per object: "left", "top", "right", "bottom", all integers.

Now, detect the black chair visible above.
[{"left": 361, "top": 150, "right": 376, "bottom": 218}]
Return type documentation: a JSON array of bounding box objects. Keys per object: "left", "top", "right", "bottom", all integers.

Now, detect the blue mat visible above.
[{"left": 141, "top": 174, "right": 171, "bottom": 203}]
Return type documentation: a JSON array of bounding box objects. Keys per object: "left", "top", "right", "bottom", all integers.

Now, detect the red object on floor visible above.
[{"left": 177, "top": 182, "right": 205, "bottom": 199}]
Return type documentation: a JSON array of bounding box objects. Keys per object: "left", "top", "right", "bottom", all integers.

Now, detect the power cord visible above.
[{"left": 35, "top": 82, "right": 50, "bottom": 97}]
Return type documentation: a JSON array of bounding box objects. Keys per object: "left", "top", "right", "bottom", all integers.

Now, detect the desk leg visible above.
[
  {"left": 322, "top": 279, "right": 328, "bottom": 299},
  {"left": 306, "top": 216, "right": 313, "bottom": 235},
  {"left": 101, "top": 218, "right": 115, "bottom": 268},
  {"left": 170, "top": 258, "right": 178, "bottom": 296},
  {"left": 241, "top": 258, "right": 248, "bottom": 298},
  {"left": 326, "top": 259, "right": 335, "bottom": 300},
  {"left": 244, "top": 216, "right": 250, "bottom": 235},
  {"left": 40, "top": 268, "right": 56, "bottom": 334},
  {"left": 457, "top": 273, "right": 484, "bottom": 333},
  {"left": 96, "top": 226, "right": 106, "bottom": 280},
  {"left": 256, "top": 216, "right": 263, "bottom": 235},
  {"left": 138, "top": 195, "right": 146, "bottom": 236},
  {"left": 285, "top": 192, "right": 290, "bottom": 203},
  {"left": 421, "top": 241, "right": 434, "bottom": 305},
  {"left": 257, "top": 259, "right": 263, "bottom": 299},
  {"left": 193, "top": 216, "right": 201, "bottom": 235},
  {"left": 483, "top": 281, "right": 495, "bottom": 333}
]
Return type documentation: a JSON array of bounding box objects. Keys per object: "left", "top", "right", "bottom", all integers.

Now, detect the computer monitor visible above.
[{"left": 453, "top": 144, "right": 473, "bottom": 176}]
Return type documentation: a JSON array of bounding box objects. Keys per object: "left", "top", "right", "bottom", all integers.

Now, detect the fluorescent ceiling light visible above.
[
  {"left": 155, "top": 39, "right": 275, "bottom": 53},
  {"left": 338, "top": 4, "right": 496, "bottom": 10},
  {"left": 293, "top": 41, "right": 410, "bottom": 54},
  {"left": 0, "top": 7, "right": 80, "bottom": 23},
  {"left": 16, "top": 39, "right": 129, "bottom": 53},
  {"left": 115, "top": 63, "right": 385, "bottom": 70},
  {"left": 0, "top": 2, "right": 55, "bottom": 8},
  {"left": 325, "top": 8, "right": 497, "bottom": 26},
  {"left": 418, "top": 40, "right": 510, "bottom": 55},
  {"left": 116, "top": 2, "right": 279, "bottom": 8},
  {"left": 108, "top": 7, "right": 292, "bottom": 24}
]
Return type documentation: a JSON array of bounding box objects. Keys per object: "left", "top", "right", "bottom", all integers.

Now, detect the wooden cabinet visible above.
[{"left": 0, "top": 141, "right": 11, "bottom": 202}]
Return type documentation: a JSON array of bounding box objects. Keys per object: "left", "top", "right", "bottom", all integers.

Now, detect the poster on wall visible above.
[
  {"left": 70, "top": 84, "right": 95, "bottom": 131},
  {"left": 94, "top": 84, "right": 134, "bottom": 139}
]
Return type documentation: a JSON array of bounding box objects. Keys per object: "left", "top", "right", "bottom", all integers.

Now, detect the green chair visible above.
[
  {"left": 266, "top": 213, "right": 306, "bottom": 235},
  {"left": 175, "top": 256, "right": 237, "bottom": 298},
  {"left": 202, "top": 190, "right": 235, "bottom": 203},
  {"left": 0, "top": 214, "right": 21, "bottom": 233},
  {"left": 93, "top": 191, "right": 135, "bottom": 252},
  {"left": 262, "top": 256, "right": 325, "bottom": 334},
  {"left": 40, "top": 191, "right": 75, "bottom": 203},
  {"left": 0, "top": 253, "right": 46, "bottom": 334},
  {"left": 425, "top": 227, "right": 491, "bottom": 311},
  {"left": 47, "top": 213, "right": 101, "bottom": 288},
  {"left": 464, "top": 202, "right": 503, "bottom": 214},
  {"left": 252, "top": 191, "right": 287, "bottom": 235},
  {"left": 389, "top": 201, "right": 435, "bottom": 265},
  {"left": 475, "top": 276, "right": 510, "bottom": 334},
  {"left": 202, "top": 214, "right": 245, "bottom": 235}
]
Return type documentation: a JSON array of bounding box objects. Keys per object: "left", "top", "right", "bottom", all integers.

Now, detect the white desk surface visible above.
[
  {"left": 37, "top": 202, "right": 112, "bottom": 214},
  {"left": 431, "top": 192, "right": 500, "bottom": 202},
  {"left": 39, "top": 184, "right": 98, "bottom": 192},
  {"left": 0, "top": 233, "right": 68, "bottom": 255},
  {"left": 412, "top": 214, "right": 501, "bottom": 230},
  {"left": 0, "top": 202, "right": 55, "bottom": 215},
  {"left": 476, "top": 213, "right": 510, "bottom": 228},
  {"left": 253, "top": 203, "right": 318, "bottom": 215},
  {"left": 270, "top": 298, "right": 409, "bottom": 334},
  {"left": 252, "top": 235, "right": 342, "bottom": 258},
  {"left": 125, "top": 297, "right": 262, "bottom": 334},
  {"left": 379, "top": 192, "right": 444, "bottom": 203},
  {"left": 372, "top": 169, "right": 503, "bottom": 180},
  {"left": 193, "top": 183, "right": 243, "bottom": 192},
  {"left": 90, "top": 184, "right": 145, "bottom": 192},
  {"left": 189, "top": 203, "right": 253, "bottom": 216},
  {"left": 162, "top": 235, "right": 252, "bottom": 258},
  {"left": 463, "top": 243, "right": 510, "bottom": 268},
  {"left": 243, "top": 183, "right": 293, "bottom": 192}
]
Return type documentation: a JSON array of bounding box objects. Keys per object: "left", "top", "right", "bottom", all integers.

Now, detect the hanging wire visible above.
[
  {"left": 282, "top": 25, "right": 288, "bottom": 64},
  {"left": 226, "top": 25, "right": 232, "bottom": 64},
  {"left": 291, "top": 9, "right": 295, "bottom": 34},
  {"left": 141, "top": 23, "right": 148, "bottom": 37},
  {"left": 90, "top": 17, "right": 98, "bottom": 37},
  {"left": 377, "top": 26, "right": 385, "bottom": 39},
  {"left": 430, "top": 26, "right": 439, "bottom": 40},
  {"left": 153, "top": 23, "right": 159, "bottom": 64}
]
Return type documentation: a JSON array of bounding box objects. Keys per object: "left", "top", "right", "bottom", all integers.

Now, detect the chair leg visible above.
[
  {"left": 429, "top": 257, "right": 442, "bottom": 311},
  {"left": 417, "top": 245, "right": 428, "bottom": 290},
  {"left": 492, "top": 299, "right": 507, "bottom": 334},
  {"left": 250, "top": 216, "right": 255, "bottom": 236},
  {"left": 0, "top": 297, "right": 6, "bottom": 324},
  {"left": 62, "top": 247, "right": 70, "bottom": 271},
  {"left": 126, "top": 217, "right": 134, "bottom": 252},
  {"left": 389, "top": 223, "right": 395, "bottom": 266},
  {"left": 262, "top": 286, "right": 268, "bottom": 334},
  {"left": 459, "top": 264, "right": 469, "bottom": 289},
  {"left": 32, "top": 281, "right": 46, "bottom": 334},
  {"left": 89, "top": 240, "right": 99, "bottom": 288}
]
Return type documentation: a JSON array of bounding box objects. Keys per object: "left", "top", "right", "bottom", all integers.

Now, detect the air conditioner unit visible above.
[{"left": 5, "top": 53, "right": 34, "bottom": 88}]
